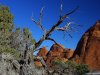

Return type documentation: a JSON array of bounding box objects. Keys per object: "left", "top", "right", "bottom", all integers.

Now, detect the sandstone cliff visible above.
[{"left": 72, "top": 21, "right": 100, "bottom": 71}]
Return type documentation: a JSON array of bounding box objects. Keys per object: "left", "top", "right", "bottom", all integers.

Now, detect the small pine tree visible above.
[
  {"left": 0, "top": 5, "right": 14, "bottom": 32},
  {"left": 0, "top": 5, "right": 36, "bottom": 60},
  {"left": 0, "top": 5, "right": 19, "bottom": 59}
]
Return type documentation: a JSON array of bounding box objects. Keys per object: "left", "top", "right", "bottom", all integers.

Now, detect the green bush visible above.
[
  {"left": 0, "top": 45, "right": 20, "bottom": 60},
  {"left": 76, "top": 64, "right": 89, "bottom": 75},
  {"left": 53, "top": 60, "right": 89, "bottom": 75},
  {"left": 54, "top": 60, "right": 63, "bottom": 65}
]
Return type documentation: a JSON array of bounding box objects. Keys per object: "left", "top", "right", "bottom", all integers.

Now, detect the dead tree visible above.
[
  {"left": 18, "top": 1, "right": 79, "bottom": 75},
  {"left": 23, "top": 0, "right": 79, "bottom": 70},
  {"left": 31, "top": 1, "right": 79, "bottom": 55},
  {"left": 30, "top": 4, "right": 80, "bottom": 71}
]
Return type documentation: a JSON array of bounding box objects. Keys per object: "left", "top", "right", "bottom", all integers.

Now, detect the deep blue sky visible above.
[{"left": 0, "top": 0, "right": 100, "bottom": 51}]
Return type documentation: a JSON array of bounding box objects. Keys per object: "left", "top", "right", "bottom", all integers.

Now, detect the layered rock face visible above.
[
  {"left": 46, "top": 44, "right": 74, "bottom": 66},
  {"left": 36, "top": 44, "right": 74, "bottom": 66},
  {"left": 72, "top": 21, "right": 100, "bottom": 71},
  {"left": 46, "top": 44, "right": 65, "bottom": 66}
]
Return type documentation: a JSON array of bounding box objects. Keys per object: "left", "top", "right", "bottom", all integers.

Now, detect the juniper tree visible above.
[
  {"left": 0, "top": 5, "right": 36, "bottom": 59},
  {"left": 0, "top": 5, "right": 14, "bottom": 54},
  {"left": 0, "top": 5, "right": 14, "bottom": 32}
]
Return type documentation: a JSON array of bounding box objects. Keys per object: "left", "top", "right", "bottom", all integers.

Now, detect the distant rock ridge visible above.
[
  {"left": 36, "top": 44, "right": 74, "bottom": 67},
  {"left": 72, "top": 21, "right": 100, "bottom": 71}
]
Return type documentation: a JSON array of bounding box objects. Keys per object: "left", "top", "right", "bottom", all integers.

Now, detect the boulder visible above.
[
  {"left": 72, "top": 21, "right": 100, "bottom": 71},
  {"left": 37, "top": 47, "right": 48, "bottom": 60},
  {"left": 63, "top": 49, "right": 74, "bottom": 59},
  {"left": 46, "top": 44, "right": 74, "bottom": 66},
  {"left": 36, "top": 44, "right": 74, "bottom": 67},
  {"left": 49, "top": 44, "right": 64, "bottom": 53},
  {"left": 37, "top": 47, "right": 48, "bottom": 56}
]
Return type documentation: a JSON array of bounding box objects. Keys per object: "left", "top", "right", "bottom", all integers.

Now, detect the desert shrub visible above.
[
  {"left": 52, "top": 60, "right": 89, "bottom": 75},
  {"left": 76, "top": 64, "right": 89, "bottom": 75},
  {"left": 54, "top": 60, "right": 63, "bottom": 65},
  {"left": 0, "top": 45, "right": 20, "bottom": 59}
]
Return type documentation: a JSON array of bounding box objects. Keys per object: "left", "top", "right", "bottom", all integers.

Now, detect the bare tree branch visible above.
[
  {"left": 65, "top": 31, "right": 72, "bottom": 38},
  {"left": 55, "top": 22, "right": 72, "bottom": 31},
  {"left": 35, "top": 56, "right": 48, "bottom": 68},
  {"left": 68, "top": 27, "right": 79, "bottom": 32},
  {"left": 33, "top": 48, "right": 41, "bottom": 52},
  {"left": 60, "top": 0, "right": 63, "bottom": 19},
  {"left": 46, "top": 6, "right": 79, "bottom": 37},
  {"left": 31, "top": 12, "right": 45, "bottom": 31},
  {"left": 45, "top": 37, "right": 58, "bottom": 44},
  {"left": 39, "top": 7, "right": 44, "bottom": 24},
  {"left": 32, "top": 6, "right": 78, "bottom": 52},
  {"left": 61, "top": 6, "right": 79, "bottom": 20}
]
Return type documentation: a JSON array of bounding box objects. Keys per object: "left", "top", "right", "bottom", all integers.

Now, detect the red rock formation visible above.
[
  {"left": 50, "top": 44, "right": 64, "bottom": 52},
  {"left": 47, "top": 44, "right": 64, "bottom": 57},
  {"left": 37, "top": 47, "right": 48, "bottom": 60},
  {"left": 72, "top": 21, "right": 100, "bottom": 71},
  {"left": 46, "top": 44, "right": 74, "bottom": 65},
  {"left": 34, "top": 61, "right": 43, "bottom": 67},
  {"left": 36, "top": 44, "right": 74, "bottom": 66},
  {"left": 63, "top": 49, "right": 74, "bottom": 59},
  {"left": 37, "top": 47, "right": 48, "bottom": 56}
]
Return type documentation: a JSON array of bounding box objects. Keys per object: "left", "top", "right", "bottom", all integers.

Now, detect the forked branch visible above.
[
  {"left": 46, "top": 37, "right": 58, "bottom": 44},
  {"left": 31, "top": 7, "right": 45, "bottom": 31},
  {"left": 39, "top": 7, "right": 44, "bottom": 24},
  {"left": 33, "top": 6, "right": 78, "bottom": 51},
  {"left": 55, "top": 22, "right": 72, "bottom": 31}
]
